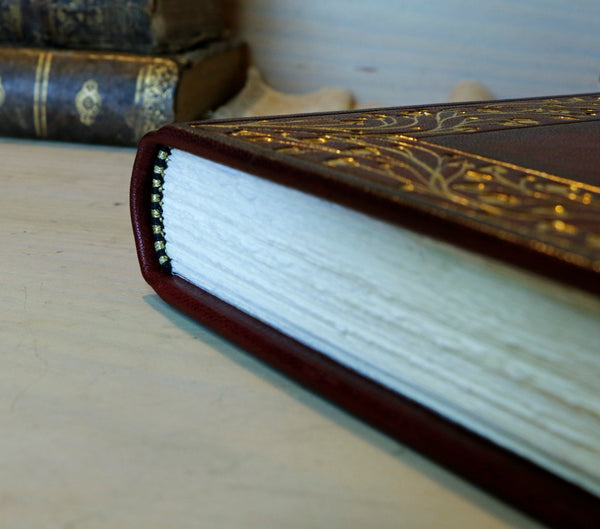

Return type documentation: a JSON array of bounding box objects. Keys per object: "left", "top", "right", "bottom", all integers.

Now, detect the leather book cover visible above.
[
  {"left": 0, "top": 0, "right": 224, "bottom": 53},
  {"left": 0, "top": 40, "right": 247, "bottom": 145},
  {"left": 130, "top": 94, "right": 600, "bottom": 528}
]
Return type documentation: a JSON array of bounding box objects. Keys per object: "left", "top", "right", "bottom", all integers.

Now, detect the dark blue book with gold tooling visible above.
[{"left": 0, "top": 40, "right": 247, "bottom": 145}]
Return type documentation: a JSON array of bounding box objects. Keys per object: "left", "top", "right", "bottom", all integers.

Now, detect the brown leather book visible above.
[
  {"left": 0, "top": 41, "right": 247, "bottom": 145},
  {"left": 130, "top": 94, "right": 600, "bottom": 529},
  {"left": 0, "top": 0, "right": 224, "bottom": 53}
]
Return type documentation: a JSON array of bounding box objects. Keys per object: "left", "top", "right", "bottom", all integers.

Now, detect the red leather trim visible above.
[{"left": 131, "top": 124, "right": 600, "bottom": 529}]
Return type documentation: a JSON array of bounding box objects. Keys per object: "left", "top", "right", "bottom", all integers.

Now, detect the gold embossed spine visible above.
[
  {"left": 0, "top": 48, "right": 179, "bottom": 145},
  {"left": 131, "top": 60, "right": 178, "bottom": 141},
  {"left": 33, "top": 51, "right": 52, "bottom": 138},
  {"left": 0, "top": 40, "right": 246, "bottom": 145}
]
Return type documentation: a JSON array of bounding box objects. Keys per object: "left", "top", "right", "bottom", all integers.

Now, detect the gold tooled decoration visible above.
[
  {"left": 75, "top": 79, "right": 102, "bottom": 126},
  {"left": 130, "top": 60, "right": 178, "bottom": 141},
  {"left": 33, "top": 51, "right": 52, "bottom": 137},
  {"left": 190, "top": 94, "right": 600, "bottom": 271},
  {"left": 48, "top": 1, "right": 102, "bottom": 41}
]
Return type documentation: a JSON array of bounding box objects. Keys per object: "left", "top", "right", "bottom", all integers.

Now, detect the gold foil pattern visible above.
[
  {"left": 75, "top": 79, "right": 102, "bottom": 126},
  {"left": 48, "top": 0, "right": 103, "bottom": 38},
  {"left": 131, "top": 60, "right": 178, "bottom": 141},
  {"left": 33, "top": 51, "right": 52, "bottom": 137},
  {"left": 190, "top": 94, "right": 600, "bottom": 271},
  {"left": 203, "top": 94, "right": 600, "bottom": 139}
]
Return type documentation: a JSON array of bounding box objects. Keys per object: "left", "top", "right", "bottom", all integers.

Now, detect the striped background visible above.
[{"left": 232, "top": 0, "right": 600, "bottom": 107}]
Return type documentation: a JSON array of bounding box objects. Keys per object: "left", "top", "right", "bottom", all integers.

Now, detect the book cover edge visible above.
[{"left": 130, "top": 118, "right": 600, "bottom": 528}]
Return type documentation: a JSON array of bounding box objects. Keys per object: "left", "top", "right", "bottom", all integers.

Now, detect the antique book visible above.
[
  {"left": 0, "top": 0, "right": 224, "bottom": 53},
  {"left": 130, "top": 94, "right": 600, "bottom": 529},
  {"left": 0, "top": 40, "right": 247, "bottom": 145}
]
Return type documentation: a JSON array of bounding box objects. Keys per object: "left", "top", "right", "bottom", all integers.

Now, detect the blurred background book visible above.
[
  {"left": 0, "top": 1, "right": 597, "bottom": 145},
  {"left": 0, "top": 0, "right": 247, "bottom": 145}
]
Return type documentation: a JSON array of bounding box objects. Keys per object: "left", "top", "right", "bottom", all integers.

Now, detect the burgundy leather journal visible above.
[{"left": 131, "top": 93, "right": 600, "bottom": 528}]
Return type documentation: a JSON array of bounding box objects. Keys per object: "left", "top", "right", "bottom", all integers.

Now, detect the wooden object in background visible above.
[
  {"left": 231, "top": 0, "right": 600, "bottom": 106},
  {"left": 448, "top": 80, "right": 494, "bottom": 102},
  {"left": 212, "top": 66, "right": 355, "bottom": 119}
]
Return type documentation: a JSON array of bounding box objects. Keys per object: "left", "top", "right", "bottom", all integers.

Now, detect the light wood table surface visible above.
[{"left": 1, "top": 138, "right": 544, "bottom": 528}]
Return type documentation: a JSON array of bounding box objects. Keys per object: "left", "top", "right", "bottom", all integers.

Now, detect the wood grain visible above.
[
  {"left": 1, "top": 139, "right": 544, "bottom": 528},
  {"left": 231, "top": 0, "right": 600, "bottom": 107}
]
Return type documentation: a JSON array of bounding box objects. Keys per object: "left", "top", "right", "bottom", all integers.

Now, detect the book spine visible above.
[
  {"left": 0, "top": 0, "right": 224, "bottom": 52},
  {"left": 0, "top": 47, "right": 179, "bottom": 145}
]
